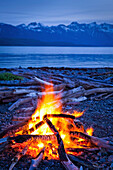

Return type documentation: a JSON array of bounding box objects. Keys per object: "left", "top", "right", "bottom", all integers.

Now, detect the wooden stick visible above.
[
  {"left": 9, "top": 142, "right": 30, "bottom": 170},
  {"left": 0, "top": 134, "right": 56, "bottom": 144},
  {"left": 45, "top": 118, "right": 79, "bottom": 170},
  {"left": 23, "top": 120, "right": 44, "bottom": 134},
  {"left": 8, "top": 97, "right": 33, "bottom": 111},
  {"left": 76, "top": 75, "right": 113, "bottom": 86},
  {"left": 37, "top": 88, "right": 63, "bottom": 96},
  {"left": 33, "top": 76, "right": 53, "bottom": 86},
  {"left": 70, "top": 131, "right": 113, "bottom": 150},
  {"left": 15, "top": 106, "right": 34, "bottom": 113},
  {"left": 29, "top": 147, "right": 45, "bottom": 170},
  {"left": 43, "top": 113, "right": 76, "bottom": 120},
  {"left": 85, "top": 87, "right": 113, "bottom": 96},
  {"left": 13, "top": 89, "right": 36, "bottom": 95},
  {"left": 104, "top": 92, "right": 113, "bottom": 99},
  {"left": 62, "top": 86, "right": 85, "bottom": 98},
  {"left": 12, "top": 116, "right": 31, "bottom": 121},
  {"left": 66, "top": 147, "right": 100, "bottom": 152},
  {"left": 63, "top": 77, "right": 76, "bottom": 88},
  {"left": 0, "top": 118, "right": 30, "bottom": 138},
  {"left": 68, "top": 154, "right": 95, "bottom": 169}
]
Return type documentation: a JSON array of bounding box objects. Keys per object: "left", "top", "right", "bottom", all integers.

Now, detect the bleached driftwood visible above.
[
  {"left": 67, "top": 96, "right": 87, "bottom": 102},
  {"left": 62, "top": 86, "right": 85, "bottom": 98},
  {"left": 0, "top": 90, "right": 12, "bottom": 95},
  {"left": 76, "top": 75, "right": 113, "bottom": 87},
  {"left": 85, "top": 87, "right": 113, "bottom": 96},
  {"left": 37, "top": 88, "right": 64, "bottom": 96},
  {"left": 63, "top": 77, "right": 76, "bottom": 88},
  {"left": 8, "top": 97, "right": 34, "bottom": 111},
  {"left": 13, "top": 89, "right": 35, "bottom": 95},
  {"left": 15, "top": 106, "right": 34, "bottom": 113},
  {"left": 33, "top": 76, "right": 53, "bottom": 86}
]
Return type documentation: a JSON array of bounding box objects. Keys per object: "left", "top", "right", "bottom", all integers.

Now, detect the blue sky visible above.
[{"left": 0, "top": 0, "right": 113, "bottom": 25}]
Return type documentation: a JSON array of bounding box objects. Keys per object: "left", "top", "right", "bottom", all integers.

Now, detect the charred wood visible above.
[
  {"left": 29, "top": 147, "right": 45, "bottom": 170},
  {"left": 70, "top": 131, "right": 113, "bottom": 150}
]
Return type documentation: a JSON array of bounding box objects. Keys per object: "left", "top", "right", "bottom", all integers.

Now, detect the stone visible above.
[{"left": 108, "top": 155, "right": 113, "bottom": 162}]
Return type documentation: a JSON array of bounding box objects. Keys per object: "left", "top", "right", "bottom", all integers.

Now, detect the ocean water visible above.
[{"left": 0, "top": 46, "right": 113, "bottom": 68}]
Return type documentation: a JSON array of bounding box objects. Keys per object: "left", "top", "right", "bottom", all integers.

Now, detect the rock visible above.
[
  {"left": 110, "top": 162, "right": 113, "bottom": 169},
  {"left": 108, "top": 155, "right": 113, "bottom": 162}
]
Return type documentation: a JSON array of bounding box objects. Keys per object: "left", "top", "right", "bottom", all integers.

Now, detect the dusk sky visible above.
[{"left": 0, "top": 0, "right": 113, "bottom": 26}]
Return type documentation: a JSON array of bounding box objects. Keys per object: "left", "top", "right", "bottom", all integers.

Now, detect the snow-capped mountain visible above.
[{"left": 0, "top": 22, "right": 113, "bottom": 46}]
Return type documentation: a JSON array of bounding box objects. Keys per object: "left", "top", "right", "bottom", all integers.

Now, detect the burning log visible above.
[
  {"left": 45, "top": 117, "right": 79, "bottom": 170},
  {"left": 44, "top": 113, "right": 76, "bottom": 120},
  {"left": 29, "top": 147, "right": 45, "bottom": 170},
  {"left": 12, "top": 113, "right": 79, "bottom": 122},
  {"left": 70, "top": 131, "right": 113, "bottom": 150},
  {"left": 0, "top": 134, "right": 56, "bottom": 144},
  {"left": 9, "top": 142, "right": 29, "bottom": 170},
  {"left": 23, "top": 120, "right": 44, "bottom": 134},
  {"left": 0, "top": 119, "right": 30, "bottom": 138}
]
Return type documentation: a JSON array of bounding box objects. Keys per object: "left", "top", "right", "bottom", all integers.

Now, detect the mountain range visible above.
[{"left": 0, "top": 22, "right": 113, "bottom": 46}]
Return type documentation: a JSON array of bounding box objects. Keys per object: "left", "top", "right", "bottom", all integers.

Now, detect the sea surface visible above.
[{"left": 0, "top": 46, "right": 113, "bottom": 68}]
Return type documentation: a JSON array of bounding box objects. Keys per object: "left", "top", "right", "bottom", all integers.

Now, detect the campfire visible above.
[
  {"left": 12, "top": 84, "right": 91, "bottom": 158},
  {"left": 0, "top": 82, "right": 113, "bottom": 169}
]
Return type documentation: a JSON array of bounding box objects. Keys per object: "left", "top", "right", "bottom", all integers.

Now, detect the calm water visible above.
[{"left": 0, "top": 46, "right": 113, "bottom": 68}]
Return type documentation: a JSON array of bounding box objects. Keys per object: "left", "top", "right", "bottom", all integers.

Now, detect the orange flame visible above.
[
  {"left": 86, "top": 127, "right": 94, "bottom": 136},
  {"left": 13, "top": 83, "right": 93, "bottom": 159}
]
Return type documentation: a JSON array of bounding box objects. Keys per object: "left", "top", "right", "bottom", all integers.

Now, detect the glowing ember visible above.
[
  {"left": 13, "top": 83, "right": 94, "bottom": 159},
  {"left": 86, "top": 127, "right": 94, "bottom": 136}
]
